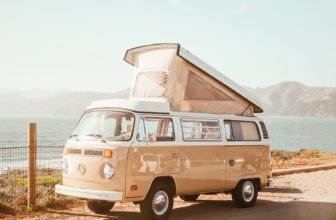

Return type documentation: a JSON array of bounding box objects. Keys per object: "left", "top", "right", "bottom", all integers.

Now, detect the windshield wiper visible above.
[
  {"left": 69, "top": 134, "right": 78, "bottom": 140},
  {"left": 85, "top": 133, "right": 107, "bottom": 143},
  {"left": 86, "top": 133, "right": 103, "bottom": 138}
]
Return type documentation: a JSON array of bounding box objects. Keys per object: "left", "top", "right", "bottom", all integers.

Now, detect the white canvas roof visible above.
[
  {"left": 124, "top": 43, "right": 263, "bottom": 113},
  {"left": 87, "top": 99, "right": 170, "bottom": 113}
]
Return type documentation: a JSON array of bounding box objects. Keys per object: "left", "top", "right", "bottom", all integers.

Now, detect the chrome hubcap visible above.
[
  {"left": 242, "top": 181, "right": 254, "bottom": 202},
  {"left": 152, "top": 191, "right": 169, "bottom": 216}
]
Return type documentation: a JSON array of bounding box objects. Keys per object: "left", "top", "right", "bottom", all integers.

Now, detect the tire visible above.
[
  {"left": 179, "top": 194, "right": 200, "bottom": 201},
  {"left": 231, "top": 179, "right": 258, "bottom": 208},
  {"left": 87, "top": 200, "right": 115, "bottom": 214},
  {"left": 140, "top": 182, "right": 174, "bottom": 220}
]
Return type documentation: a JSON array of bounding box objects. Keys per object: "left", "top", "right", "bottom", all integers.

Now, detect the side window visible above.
[
  {"left": 137, "top": 117, "right": 175, "bottom": 142},
  {"left": 224, "top": 120, "right": 261, "bottom": 141},
  {"left": 182, "top": 119, "right": 221, "bottom": 141}
]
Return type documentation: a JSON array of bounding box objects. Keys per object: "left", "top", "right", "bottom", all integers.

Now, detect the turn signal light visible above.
[
  {"left": 104, "top": 150, "right": 113, "bottom": 158},
  {"left": 63, "top": 148, "right": 68, "bottom": 155}
]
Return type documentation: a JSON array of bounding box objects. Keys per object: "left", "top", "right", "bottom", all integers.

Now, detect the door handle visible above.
[
  {"left": 229, "top": 159, "right": 245, "bottom": 166},
  {"left": 171, "top": 153, "right": 180, "bottom": 158},
  {"left": 229, "top": 159, "right": 235, "bottom": 166}
]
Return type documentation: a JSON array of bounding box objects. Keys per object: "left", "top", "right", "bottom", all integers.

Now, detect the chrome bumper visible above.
[{"left": 55, "top": 184, "right": 123, "bottom": 201}]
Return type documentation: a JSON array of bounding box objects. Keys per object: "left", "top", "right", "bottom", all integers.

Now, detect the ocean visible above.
[
  {"left": 0, "top": 115, "right": 335, "bottom": 152},
  {"left": 263, "top": 116, "right": 336, "bottom": 152}
]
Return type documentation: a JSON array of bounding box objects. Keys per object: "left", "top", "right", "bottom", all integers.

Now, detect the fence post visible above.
[{"left": 28, "top": 123, "right": 37, "bottom": 209}]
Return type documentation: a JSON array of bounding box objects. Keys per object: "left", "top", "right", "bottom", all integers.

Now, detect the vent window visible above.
[{"left": 259, "top": 121, "right": 269, "bottom": 139}]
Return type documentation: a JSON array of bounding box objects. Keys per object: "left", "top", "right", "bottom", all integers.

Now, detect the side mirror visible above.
[{"left": 148, "top": 134, "right": 156, "bottom": 143}]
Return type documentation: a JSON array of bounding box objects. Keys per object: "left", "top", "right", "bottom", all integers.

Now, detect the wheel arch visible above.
[
  {"left": 145, "top": 175, "right": 177, "bottom": 198},
  {"left": 234, "top": 177, "right": 261, "bottom": 191}
]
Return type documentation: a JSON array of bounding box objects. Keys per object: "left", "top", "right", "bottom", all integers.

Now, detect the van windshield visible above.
[{"left": 72, "top": 111, "right": 134, "bottom": 141}]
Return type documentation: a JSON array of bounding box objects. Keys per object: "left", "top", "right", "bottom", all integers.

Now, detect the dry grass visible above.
[
  {"left": 0, "top": 201, "right": 16, "bottom": 215},
  {"left": 0, "top": 168, "right": 78, "bottom": 215},
  {"left": 36, "top": 195, "right": 79, "bottom": 210},
  {"left": 271, "top": 149, "right": 336, "bottom": 169}
]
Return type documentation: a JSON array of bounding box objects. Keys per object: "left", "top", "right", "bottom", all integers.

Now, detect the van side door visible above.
[
  {"left": 125, "top": 116, "right": 181, "bottom": 198},
  {"left": 176, "top": 119, "right": 226, "bottom": 194}
]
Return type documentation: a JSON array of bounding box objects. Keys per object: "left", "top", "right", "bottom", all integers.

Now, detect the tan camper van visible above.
[{"left": 56, "top": 44, "right": 272, "bottom": 220}]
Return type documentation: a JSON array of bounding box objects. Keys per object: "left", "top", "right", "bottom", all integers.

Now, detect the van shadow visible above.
[
  {"left": 88, "top": 199, "right": 336, "bottom": 220},
  {"left": 45, "top": 196, "right": 336, "bottom": 220},
  {"left": 261, "top": 186, "right": 303, "bottom": 194}
]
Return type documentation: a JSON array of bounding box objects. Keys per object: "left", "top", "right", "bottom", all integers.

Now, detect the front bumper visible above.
[{"left": 55, "top": 184, "right": 123, "bottom": 201}]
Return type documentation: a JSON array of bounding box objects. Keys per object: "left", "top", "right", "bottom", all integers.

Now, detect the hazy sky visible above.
[{"left": 0, "top": 0, "right": 335, "bottom": 92}]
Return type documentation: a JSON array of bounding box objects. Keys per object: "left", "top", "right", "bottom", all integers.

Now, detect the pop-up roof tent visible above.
[{"left": 124, "top": 43, "right": 263, "bottom": 115}]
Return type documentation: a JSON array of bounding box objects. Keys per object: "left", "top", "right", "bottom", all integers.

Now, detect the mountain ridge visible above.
[{"left": 0, "top": 82, "right": 335, "bottom": 117}]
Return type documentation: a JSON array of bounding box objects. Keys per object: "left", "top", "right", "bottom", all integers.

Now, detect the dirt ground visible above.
[{"left": 2, "top": 169, "right": 336, "bottom": 220}]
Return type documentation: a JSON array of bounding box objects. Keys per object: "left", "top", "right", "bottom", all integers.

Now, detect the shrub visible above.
[
  {"left": 36, "top": 195, "right": 78, "bottom": 210},
  {"left": 12, "top": 176, "right": 61, "bottom": 187}
]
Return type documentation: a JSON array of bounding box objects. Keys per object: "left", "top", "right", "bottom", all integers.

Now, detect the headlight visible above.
[
  {"left": 102, "top": 163, "right": 114, "bottom": 179},
  {"left": 62, "top": 160, "right": 69, "bottom": 175}
]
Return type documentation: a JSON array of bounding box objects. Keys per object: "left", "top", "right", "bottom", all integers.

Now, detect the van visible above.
[
  {"left": 55, "top": 99, "right": 272, "bottom": 220},
  {"left": 56, "top": 43, "right": 272, "bottom": 219}
]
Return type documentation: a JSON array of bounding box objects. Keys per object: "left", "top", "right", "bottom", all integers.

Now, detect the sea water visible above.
[
  {"left": 0, "top": 115, "right": 335, "bottom": 168},
  {"left": 0, "top": 115, "right": 335, "bottom": 151},
  {"left": 0, "top": 115, "right": 78, "bottom": 141},
  {"left": 262, "top": 116, "right": 336, "bottom": 152},
  {"left": 0, "top": 115, "right": 78, "bottom": 170}
]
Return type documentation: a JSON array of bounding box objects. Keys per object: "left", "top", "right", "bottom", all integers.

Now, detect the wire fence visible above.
[{"left": 0, "top": 141, "right": 65, "bottom": 208}]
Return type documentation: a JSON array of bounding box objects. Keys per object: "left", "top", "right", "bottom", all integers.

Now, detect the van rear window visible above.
[
  {"left": 224, "top": 120, "right": 261, "bottom": 141},
  {"left": 182, "top": 119, "right": 221, "bottom": 141}
]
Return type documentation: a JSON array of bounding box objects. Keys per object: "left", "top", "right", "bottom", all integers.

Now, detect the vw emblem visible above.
[{"left": 77, "top": 163, "right": 86, "bottom": 175}]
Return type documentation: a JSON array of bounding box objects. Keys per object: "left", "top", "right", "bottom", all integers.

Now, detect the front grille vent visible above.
[
  {"left": 67, "top": 148, "right": 82, "bottom": 155},
  {"left": 83, "top": 149, "right": 104, "bottom": 156}
]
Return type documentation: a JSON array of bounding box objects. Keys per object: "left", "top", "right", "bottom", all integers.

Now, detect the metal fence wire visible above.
[{"left": 0, "top": 141, "right": 65, "bottom": 207}]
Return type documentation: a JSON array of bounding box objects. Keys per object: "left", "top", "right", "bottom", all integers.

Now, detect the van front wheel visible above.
[
  {"left": 231, "top": 179, "right": 258, "bottom": 208},
  {"left": 140, "top": 182, "right": 174, "bottom": 220},
  {"left": 87, "top": 200, "right": 115, "bottom": 214}
]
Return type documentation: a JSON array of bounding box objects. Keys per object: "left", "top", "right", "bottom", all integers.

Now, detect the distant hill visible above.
[
  {"left": 249, "top": 82, "right": 336, "bottom": 117},
  {"left": 0, "top": 82, "right": 335, "bottom": 117},
  {"left": 0, "top": 89, "right": 129, "bottom": 116}
]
